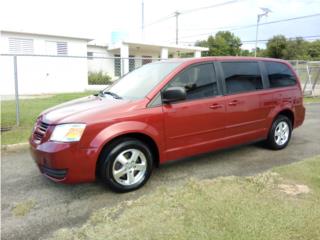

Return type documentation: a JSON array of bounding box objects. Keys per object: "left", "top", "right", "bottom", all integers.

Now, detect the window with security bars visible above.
[
  {"left": 45, "top": 41, "right": 68, "bottom": 56},
  {"left": 129, "top": 55, "right": 135, "bottom": 72},
  {"left": 114, "top": 54, "right": 121, "bottom": 77},
  {"left": 9, "top": 38, "right": 34, "bottom": 54},
  {"left": 142, "top": 56, "right": 152, "bottom": 65},
  {"left": 87, "top": 52, "right": 93, "bottom": 60},
  {"left": 57, "top": 42, "right": 68, "bottom": 55}
]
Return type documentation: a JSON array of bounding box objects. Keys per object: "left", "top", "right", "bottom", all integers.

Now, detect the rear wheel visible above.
[
  {"left": 98, "top": 138, "right": 153, "bottom": 192},
  {"left": 266, "top": 115, "right": 292, "bottom": 150}
]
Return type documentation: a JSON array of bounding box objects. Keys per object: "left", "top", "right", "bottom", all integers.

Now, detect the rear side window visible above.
[
  {"left": 221, "top": 62, "right": 263, "bottom": 94},
  {"left": 166, "top": 63, "right": 219, "bottom": 100},
  {"left": 265, "top": 62, "right": 296, "bottom": 88}
]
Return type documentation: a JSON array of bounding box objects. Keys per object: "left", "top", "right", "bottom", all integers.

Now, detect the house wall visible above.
[
  {"left": 87, "top": 45, "right": 115, "bottom": 77},
  {"left": 0, "top": 32, "right": 88, "bottom": 96},
  {"left": 87, "top": 45, "right": 161, "bottom": 81}
]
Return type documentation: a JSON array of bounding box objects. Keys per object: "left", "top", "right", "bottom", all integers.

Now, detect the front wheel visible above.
[
  {"left": 265, "top": 115, "right": 292, "bottom": 150},
  {"left": 98, "top": 138, "right": 153, "bottom": 192}
]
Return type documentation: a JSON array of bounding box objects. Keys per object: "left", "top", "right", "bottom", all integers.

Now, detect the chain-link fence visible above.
[{"left": 288, "top": 60, "right": 320, "bottom": 97}]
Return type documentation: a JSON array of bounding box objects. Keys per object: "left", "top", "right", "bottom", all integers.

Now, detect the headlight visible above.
[{"left": 50, "top": 124, "right": 86, "bottom": 142}]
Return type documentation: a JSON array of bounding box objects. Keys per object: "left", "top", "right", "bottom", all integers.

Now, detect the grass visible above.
[
  {"left": 1, "top": 91, "right": 95, "bottom": 145},
  {"left": 51, "top": 155, "right": 320, "bottom": 240},
  {"left": 304, "top": 97, "right": 320, "bottom": 104}
]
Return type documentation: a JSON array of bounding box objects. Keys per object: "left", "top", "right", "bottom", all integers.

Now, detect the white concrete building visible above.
[
  {"left": 1, "top": 30, "right": 208, "bottom": 96},
  {"left": 0, "top": 30, "right": 92, "bottom": 96}
]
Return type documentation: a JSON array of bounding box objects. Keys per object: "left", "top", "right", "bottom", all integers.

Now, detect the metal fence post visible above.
[
  {"left": 13, "top": 55, "right": 20, "bottom": 126},
  {"left": 121, "top": 58, "right": 124, "bottom": 77}
]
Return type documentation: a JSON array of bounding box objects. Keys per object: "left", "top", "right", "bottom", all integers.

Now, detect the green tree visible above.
[
  {"left": 307, "top": 40, "right": 320, "bottom": 60},
  {"left": 283, "top": 37, "right": 309, "bottom": 60},
  {"left": 256, "top": 47, "right": 268, "bottom": 57},
  {"left": 266, "top": 35, "right": 288, "bottom": 58},
  {"left": 196, "top": 31, "right": 242, "bottom": 56},
  {"left": 240, "top": 49, "right": 251, "bottom": 56}
]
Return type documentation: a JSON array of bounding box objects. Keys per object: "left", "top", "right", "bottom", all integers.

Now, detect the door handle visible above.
[
  {"left": 283, "top": 97, "right": 292, "bottom": 103},
  {"left": 209, "top": 103, "right": 223, "bottom": 109},
  {"left": 228, "top": 100, "right": 239, "bottom": 106}
]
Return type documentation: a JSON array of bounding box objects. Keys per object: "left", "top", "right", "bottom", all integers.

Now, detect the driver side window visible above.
[{"left": 166, "top": 63, "right": 218, "bottom": 100}]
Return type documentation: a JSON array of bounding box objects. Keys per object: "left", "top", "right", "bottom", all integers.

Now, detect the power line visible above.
[
  {"left": 181, "top": 13, "right": 320, "bottom": 31},
  {"left": 180, "top": 0, "right": 239, "bottom": 14},
  {"left": 176, "top": 35, "right": 320, "bottom": 45},
  {"left": 173, "top": 13, "right": 320, "bottom": 41},
  {"left": 242, "top": 35, "right": 320, "bottom": 43},
  {"left": 144, "top": 13, "right": 175, "bottom": 28},
  {"left": 143, "top": 0, "right": 241, "bottom": 28}
]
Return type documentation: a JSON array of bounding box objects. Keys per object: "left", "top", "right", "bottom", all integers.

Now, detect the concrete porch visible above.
[{"left": 107, "top": 41, "right": 208, "bottom": 75}]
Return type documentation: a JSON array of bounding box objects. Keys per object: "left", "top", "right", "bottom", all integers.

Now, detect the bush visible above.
[{"left": 88, "top": 71, "right": 112, "bottom": 85}]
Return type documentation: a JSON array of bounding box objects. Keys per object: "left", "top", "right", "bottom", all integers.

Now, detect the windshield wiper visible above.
[
  {"left": 102, "top": 91, "right": 123, "bottom": 99},
  {"left": 104, "top": 91, "right": 122, "bottom": 99},
  {"left": 94, "top": 90, "right": 122, "bottom": 99}
]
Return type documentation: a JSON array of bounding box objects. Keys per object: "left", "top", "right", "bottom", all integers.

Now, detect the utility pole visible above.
[
  {"left": 174, "top": 11, "right": 180, "bottom": 45},
  {"left": 141, "top": 0, "right": 145, "bottom": 40},
  {"left": 255, "top": 8, "right": 271, "bottom": 57}
]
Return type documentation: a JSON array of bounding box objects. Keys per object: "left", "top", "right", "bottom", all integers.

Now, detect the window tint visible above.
[
  {"left": 265, "top": 62, "right": 296, "bottom": 88},
  {"left": 167, "top": 63, "right": 218, "bottom": 100},
  {"left": 221, "top": 62, "right": 263, "bottom": 94}
]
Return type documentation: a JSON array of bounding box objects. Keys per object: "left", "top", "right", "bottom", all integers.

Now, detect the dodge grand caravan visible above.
[{"left": 30, "top": 57, "right": 305, "bottom": 192}]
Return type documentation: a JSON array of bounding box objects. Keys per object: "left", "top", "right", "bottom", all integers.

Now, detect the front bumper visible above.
[{"left": 29, "top": 139, "right": 99, "bottom": 183}]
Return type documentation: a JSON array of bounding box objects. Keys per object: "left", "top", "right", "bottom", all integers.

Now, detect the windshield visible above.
[{"left": 103, "top": 62, "right": 182, "bottom": 100}]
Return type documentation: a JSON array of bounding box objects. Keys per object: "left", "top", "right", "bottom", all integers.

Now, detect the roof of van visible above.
[{"left": 162, "top": 56, "right": 289, "bottom": 64}]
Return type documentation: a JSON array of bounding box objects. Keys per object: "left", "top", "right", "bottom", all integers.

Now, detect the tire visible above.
[
  {"left": 98, "top": 138, "right": 153, "bottom": 193},
  {"left": 265, "top": 115, "right": 292, "bottom": 150}
]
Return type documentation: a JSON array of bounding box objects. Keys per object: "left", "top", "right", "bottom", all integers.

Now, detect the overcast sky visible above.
[{"left": 1, "top": 0, "right": 319, "bottom": 50}]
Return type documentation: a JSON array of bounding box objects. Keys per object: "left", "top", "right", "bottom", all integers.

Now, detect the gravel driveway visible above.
[{"left": 2, "top": 103, "right": 320, "bottom": 240}]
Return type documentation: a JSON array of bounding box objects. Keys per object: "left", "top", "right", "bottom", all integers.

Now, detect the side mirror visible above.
[{"left": 162, "top": 87, "right": 186, "bottom": 103}]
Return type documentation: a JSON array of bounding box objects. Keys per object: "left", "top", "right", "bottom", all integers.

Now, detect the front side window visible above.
[
  {"left": 265, "top": 62, "right": 296, "bottom": 88},
  {"left": 221, "top": 62, "right": 263, "bottom": 94},
  {"left": 105, "top": 62, "right": 181, "bottom": 100},
  {"left": 166, "top": 63, "right": 218, "bottom": 100}
]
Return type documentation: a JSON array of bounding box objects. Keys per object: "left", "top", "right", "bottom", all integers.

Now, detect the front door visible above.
[{"left": 162, "top": 63, "right": 226, "bottom": 160}]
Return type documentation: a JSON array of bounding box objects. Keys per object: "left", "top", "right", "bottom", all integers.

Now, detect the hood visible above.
[{"left": 41, "top": 95, "right": 145, "bottom": 124}]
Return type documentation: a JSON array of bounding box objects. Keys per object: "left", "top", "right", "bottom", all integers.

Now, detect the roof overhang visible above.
[
  {"left": 0, "top": 30, "right": 93, "bottom": 42},
  {"left": 108, "top": 41, "right": 208, "bottom": 53}
]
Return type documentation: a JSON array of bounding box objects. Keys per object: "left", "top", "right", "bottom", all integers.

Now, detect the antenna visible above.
[
  {"left": 174, "top": 11, "right": 181, "bottom": 44},
  {"left": 255, "top": 7, "right": 272, "bottom": 57},
  {"left": 141, "top": 0, "right": 145, "bottom": 40}
]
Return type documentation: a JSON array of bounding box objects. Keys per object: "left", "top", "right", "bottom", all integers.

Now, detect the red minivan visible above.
[{"left": 30, "top": 57, "right": 305, "bottom": 192}]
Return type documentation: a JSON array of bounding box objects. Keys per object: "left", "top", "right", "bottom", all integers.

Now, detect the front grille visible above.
[
  {"left": 33, "top": 121, "right": 49, "bottom": 143},
  {"left": 40, "top": 166, "right": 67, "bottom": 179}
]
